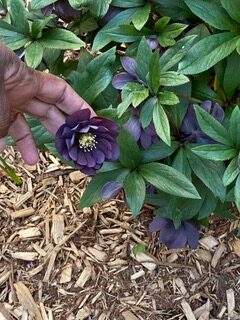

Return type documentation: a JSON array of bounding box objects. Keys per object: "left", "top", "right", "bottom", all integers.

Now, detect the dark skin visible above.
[{"left": 0, "top": 44, "right": 95, "bottom": 164}]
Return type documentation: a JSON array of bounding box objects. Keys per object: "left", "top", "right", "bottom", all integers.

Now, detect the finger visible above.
[
  {"left": 0, "top": 69, "right": 11, "bottom": 138},
  {"left": 18, "top": 98, "right": 66, "bottom": 135},
  {"left": 8, "top": 113, "right": 39, "bottom": 165},
  {"left": 35, "top": 71, "right": 96, "bottom": 116},
  {"left": 0, "top": 137, "right": 6, "bottom": 152}
]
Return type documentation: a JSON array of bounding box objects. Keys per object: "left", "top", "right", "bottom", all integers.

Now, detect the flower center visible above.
[{"left": 79, "top": 133, "right": 97, "bottom": 152}]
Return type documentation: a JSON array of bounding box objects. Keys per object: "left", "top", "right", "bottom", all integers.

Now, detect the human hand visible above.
[{"left": 0, "top": 44, "right": 95, "bottom": 165}]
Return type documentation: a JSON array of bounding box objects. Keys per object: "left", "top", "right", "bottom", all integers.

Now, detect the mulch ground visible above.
[{"left": 0, "top": 147, "right": 240, "bottom": 320}]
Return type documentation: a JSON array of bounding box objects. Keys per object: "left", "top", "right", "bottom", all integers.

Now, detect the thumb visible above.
[{"left": 0, "top": 74, "right": 11, "bottom": 139}]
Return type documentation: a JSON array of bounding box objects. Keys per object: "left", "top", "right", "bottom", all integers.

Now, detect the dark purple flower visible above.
[
  {"left": 180, "top": 100, "right": 224, "bottom": 144},
  {"left": 147, "top": 36, "right": 161, "bottom": 50},
  {"left": 42, "top": 0, "right": 80, "bottom": 20},
  {"left": 125, "top": 115, "right": 159, "bottom": 149},
  {"left": 101, "top": 181, "right": 123, "bottom": 200},
  {"left": 55, "top": 109, "right": 120, "bottom": 175},
  {"left": 149, "top": 217, "right": 200, "bottom": 249},
  {"left": 112, "top": 56, "right": 143, "bottom": 90}
]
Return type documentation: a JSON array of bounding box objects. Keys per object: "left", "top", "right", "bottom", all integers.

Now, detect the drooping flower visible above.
[
  {"left": 180, "top": 100, "right": 224, "bottom": 144},
  {"left": 101, "top": 181, "right": 123, "bottom": 200},
  {"left": 149, "top": 216, "right": 200, "bottom": 249},
  {"left": 112, "top": 56, "right": 143, "bottom": 90},
  {"left": 55, "top": 109, "right": 120, "bottom": 175},
  {"left": 125, "top": 115, "right": 159, "bottom": 149},
  {"left": 42, "top": 0, "right": 80, "bottom": 20}
]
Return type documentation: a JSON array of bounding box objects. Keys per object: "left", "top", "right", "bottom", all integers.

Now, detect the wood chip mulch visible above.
[{"left": 0, "top": 147, "right": 240, "bottom": 320}]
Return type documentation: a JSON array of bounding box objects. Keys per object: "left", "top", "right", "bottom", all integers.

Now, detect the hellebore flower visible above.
[
  {"left": 42, "top": 0, "right": 80, "bottom": 20},
  {"left": 112, "top": 56, "right": 143, "bottom": 90},
  {"left": 125, "top": 115, "right": 159, "bottom": 149},
  {"left": 149, "top": 217, "right": 200, "bottom": 249},
  {"left": 55, "top": 109, "right": 120, "bottom": 175},
  {"left": 180, "top": 100, "right": 224, "bottom": 144},
  {"left": 101, "top": 181, "right": 123, "bottom": 200}
]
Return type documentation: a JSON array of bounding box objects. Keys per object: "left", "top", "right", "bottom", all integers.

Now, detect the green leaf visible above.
[
  {"left": 118, "top": 128, "right": 142, "bottom": 169},
  {"left": 220, "top": 0, "right": 240, "bottom": 24},
  {"left": 132, "top": 3, "right": 151, "bottom": 30},
  {"left": 172, "top": 147, "right": 191, "bottom": 179},
  {"left": 158, "top": 91, "right": 179, "bottom": 105},
  {"left": 90, "top": 0, "right": 112, "bottom": 17},
  {"left": 26, "top": 116, "right": 53, "bottom": 149},
  {"left": 132, "top": 243, "right": 146, "bottom": 257},
  {"left": 118, "top": 82, "right": 149, "bottom": 117},
  {"left": 123, "top": 171, "right": 146, "bottom": 215},
  {"left": 140, "top": 97, "right": 157, "bottom": 128},
  {"left": 111, "top": 0, "right": 145, "bottom": 7},
  {"left": 139, "top": 162, "right": 200, "bottom": 199},
  {"left": 229, "top": 106, "right": 240, "bottom": 149},
  {"left": 194, "top": 105, "right": 232, "bottom": 145},
  {"left": 0, "top": 156, "right": 22, "bottom": 185},
  {"left": 159, "top": 71, "right": 189, "bottom": 87},
  {"left": 92, "top": 8, "right": 137, "bottom": 51},
  {"left": 223, "top": 157, "right": 239, "bottom": 186},
  {"left": 160, "top": 23, "right": 188, "bottom": 39},
  {"left": 105, "top": 25, "right": 152, "bottom": 43},
  {"left": 148, "top": 50, "right": 161, "bottom": 94},
  {"left": 9, "top": 0, "right": 29, "bottom": 35},
  {"left": 187, "top": 149, "right": 226, "bottom": 200},
  {"left": 40, "top": 28, "right": 85, "bottom": 49},
  {"left": 31, "top": 0, "right": 58, "bottom": 10},
  {"left": 159, "top": 35, "right": 196, "bottom": 71},
  {"left": 31, "top": 16, "right": 53, "bottom": 39},
  {"left": 223, "top": 52, "right": 240, "bottom": 99},
  {"left": 141, "top": 140, "right": 178, "bottom": 163},
  {"left": 179, "top": 32, "right": 238, "bottom": 75},
  {"left": 191, "top": 144, "right": 238, "bottom": 161},
  {"left": 153, "top": 102, "right": 170, "bottom": 146},
  {"left": 136, "top": 37, "right": 152, "bottom": 82},
  {"left": 185, "top": 0, "right": 238, "bottom": 30},
  {"left": 79, "top": 168, "right": 129, "bottom": 208},
  {"left": 0, "top": 20, "right": 30, "bottom": 50},
  {"left": 25, "top": 42, "right": 43, "bottom": 69},
  {"left": 155, "top": 16, "right": 171, "bottom": 32},
  {"left": 234, "top": 175, "right": 240, "bottom": 211}
]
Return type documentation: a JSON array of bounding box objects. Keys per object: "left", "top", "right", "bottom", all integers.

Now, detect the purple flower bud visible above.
[
  {"left": 180, "top": 101, "right": 225, "bottom": 144},
  {"left": 55, "top": 109, "right": 120, "bottom": 175},
  {"left": 101, "top": 181, "right": 123, "bottom": 200},
  {"left": 149, "top": 217, "right": 200, "bottom": 249},
  {"left": 147, "top": 37, "right": 160, "bottom": 50}
]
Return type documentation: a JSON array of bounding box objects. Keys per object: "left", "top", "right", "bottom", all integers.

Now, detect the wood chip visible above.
[
  {"left": 69, "top": 171, "right": 86, "bottom": 183},
  {"left": 131, "top": 270, "right": 145, "bottom": 281},
  {"left": 232, "top": 239, "right": 240, "bottom": 257},
  {"left": 211, "top": 243, "right": 226, "bottom": 268},
  {"left": 75, "top": 266, "right": 92, "bottom": 288},
  {"left": 75, "top": 306, "right": 90, "bottom": 320},
  {"left": 59, "top": 263, "right": 72, "bottom": 284},
  {"left": 121, "top": 310, "right": 139, "bottom": 320},
  {"left": 0, "top": 271, "right": 11, "bottom": 286},
  {"left": 87, "top": 247, "right": 108, "bottom": 262},
  {"left": 199, "top": 236, "right": 218, "bottom": 250},
  {"left": 18, "top": 227, "right": 41, "bottom": 239},
  {"left": 130, "top": 245, "right": 156, "bottom": 271},
  {"left": 11, "top": 252, "right": 38, "bottom": 261},
  {"left": 226, "top": 288, "right": 235, "bottom": 318},
  {"left": 14, "top": 282, "right": 43, "bottom": 320},
  {"left": 51, "top": 214, "right": 65, "bottom": 244},
  {"left": 11, "top": 207, "right": 35, "bottom": 219},
  {"left": 181, "top": 300, "right": 196, "bottom": 320}
]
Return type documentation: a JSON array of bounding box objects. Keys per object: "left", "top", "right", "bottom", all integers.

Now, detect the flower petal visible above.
[
  {"left": 112, "top": 72, "right": 137, "bottom": 89},
  {"left": 140, "top": 131, "right": 152, "bottom": 149},
  {"left": 183, "top": 220, "right": 200, "bottom": 249},
  {"left": 159, "top": 224, "right": 187, "bottom": 249},
  {"left": 120, "top": 56, "right": 137, "bottom": 77},
  {"left": 201, "top": 100, "right": 212, "bottom": 113},
  {"left": 69, "top": 145, "right": 78, "bottom": 161},
  {"left": 101, "top": 181, "right": 122, "bottom": 200},
  {"left": 124, "top": 116, "right": 141, "bottom": 141},
  {"left": 92, "top": 149, "right": 105, "bottom": 164},
  {"left": 211, "top": 103, "right": 224, "bottom": 122},
  {"left": 66, "top": 109, "right": 91, "bottom": 128},
  {"left": 77, "top": 150, "right": 87, "bottom": 166},
  {"left": 85, "top": 152, "right": 96, "bottom": 168}
]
